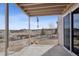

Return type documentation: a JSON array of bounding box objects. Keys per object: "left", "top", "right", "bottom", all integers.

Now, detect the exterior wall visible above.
[
  {"left": 58, "top": 15, "right": 64, "bottom": 45},
  {"left": 63, "top": 4, "right": 79, "bottom": 17},
  {"left": 59, "top": 3, "right": 79, "bottom": 46}
]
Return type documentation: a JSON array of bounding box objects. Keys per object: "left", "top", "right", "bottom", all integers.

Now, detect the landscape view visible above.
[{"left": 0, "top": 3, "right": 58, "bottom": 55}]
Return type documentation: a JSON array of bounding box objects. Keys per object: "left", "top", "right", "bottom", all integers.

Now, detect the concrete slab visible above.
[
  {"left": 10, "top": 44, "right": 55, "bottom": 56},
  {"left": 42, "top": 45, "right": 72, "bottom": 56}
]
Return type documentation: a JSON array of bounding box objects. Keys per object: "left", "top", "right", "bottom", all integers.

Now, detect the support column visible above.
[
  {"left": 37, "top": 16, "right": 39, "bottom": 28},
  {"left": 28, "top": 16, "right": 31, "bottom": 45},
  {"left": 5, "top": 3, "right": 9, "bottom": 56},
  {"left": 58, "top": 15, "right": 63, "bottom": 45}
]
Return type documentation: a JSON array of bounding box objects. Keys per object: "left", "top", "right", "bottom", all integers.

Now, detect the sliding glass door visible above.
[
  {"left": 72, "top": 8, "right": 79, "bottom": 55},
  {"left": 64, "top": 13, "right": 70, "bottom": 50},
  {"left": 63, "top": 7, "right": 79, "bottom": 55}
]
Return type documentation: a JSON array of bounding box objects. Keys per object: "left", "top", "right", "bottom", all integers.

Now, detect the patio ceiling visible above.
[{"left": 17, "top": 3, "right": 73, "bottom": 16}]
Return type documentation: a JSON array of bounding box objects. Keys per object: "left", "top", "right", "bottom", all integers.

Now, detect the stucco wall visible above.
[
  {"left": 58, "top": 3, "right": 79, "bottom": 45},
  {"left": 58, "top": 15, "right": 63, "bottom": 45}
]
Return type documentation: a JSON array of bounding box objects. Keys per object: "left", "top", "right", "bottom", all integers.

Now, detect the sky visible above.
[
  {"left": 74, "top": 14, "right": 79, "bottom": 29},
  {"left": 0, "top": 3, "right": 58, "bottom": 30}
]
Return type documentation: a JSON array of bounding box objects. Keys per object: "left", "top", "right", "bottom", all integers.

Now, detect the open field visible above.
[{"left": 0, "top": 35, "right": 58, "bottom": 55}]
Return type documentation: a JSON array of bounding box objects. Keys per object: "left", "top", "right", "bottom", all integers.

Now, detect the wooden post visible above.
[{"left": 5, "top": 3, "right": 9, "bottom": 56}]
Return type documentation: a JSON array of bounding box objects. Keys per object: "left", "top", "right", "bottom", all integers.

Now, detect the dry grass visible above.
[
  {"left": 31, "top": 39, "right": 58, "bottom": 45},
  {"left": 0, "top": 37, "right": 58, "bottom": 54}
]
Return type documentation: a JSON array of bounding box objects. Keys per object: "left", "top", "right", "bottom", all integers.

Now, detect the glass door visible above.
[
  {"left": 64, "top": 13, "right": 70, "bottom": 50},
  {"left": 72, "top": 8, "right": 79, "bottom": 55}
]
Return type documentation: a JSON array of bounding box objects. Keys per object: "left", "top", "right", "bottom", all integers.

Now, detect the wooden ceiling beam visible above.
[
  {"left": 29, "top": 13, "right": 61, "bottom": 16},
  {"left": 24, "top": 6, "right": 66, "bottom": 11},
  {"left": 19, "top": 3, "right": 70, "bottom": 7},
  {"left": 29, "top": 12, "right": 62, "bottom": 16},
  {"left": 18, "top": 3, "right": 43, "bottom": 6},
  {"left": 16, "top": 3, "right": 74, "bottom": 16},
  {"left": 27, "top": 9, "right": 63, "bottom": 14},
  {"left": 23, "top": 5, "right": 67, "bottom": 11},
  {"left": 63, "top": 4, "right": 74, "bottom": 13}
]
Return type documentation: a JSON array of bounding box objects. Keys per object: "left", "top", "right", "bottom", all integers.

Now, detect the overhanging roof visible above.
[{"left": 17, "top": 3, "right": 73, "bottom": 16}]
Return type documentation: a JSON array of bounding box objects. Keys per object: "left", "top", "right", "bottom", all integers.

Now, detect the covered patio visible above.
[{"left": 3, "top": 3, "right": 74, "bottom": 56}]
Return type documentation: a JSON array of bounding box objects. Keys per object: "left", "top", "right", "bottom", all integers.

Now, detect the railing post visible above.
[{"left": 5, "top": 3, "right": 9, "bottom": 56}]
